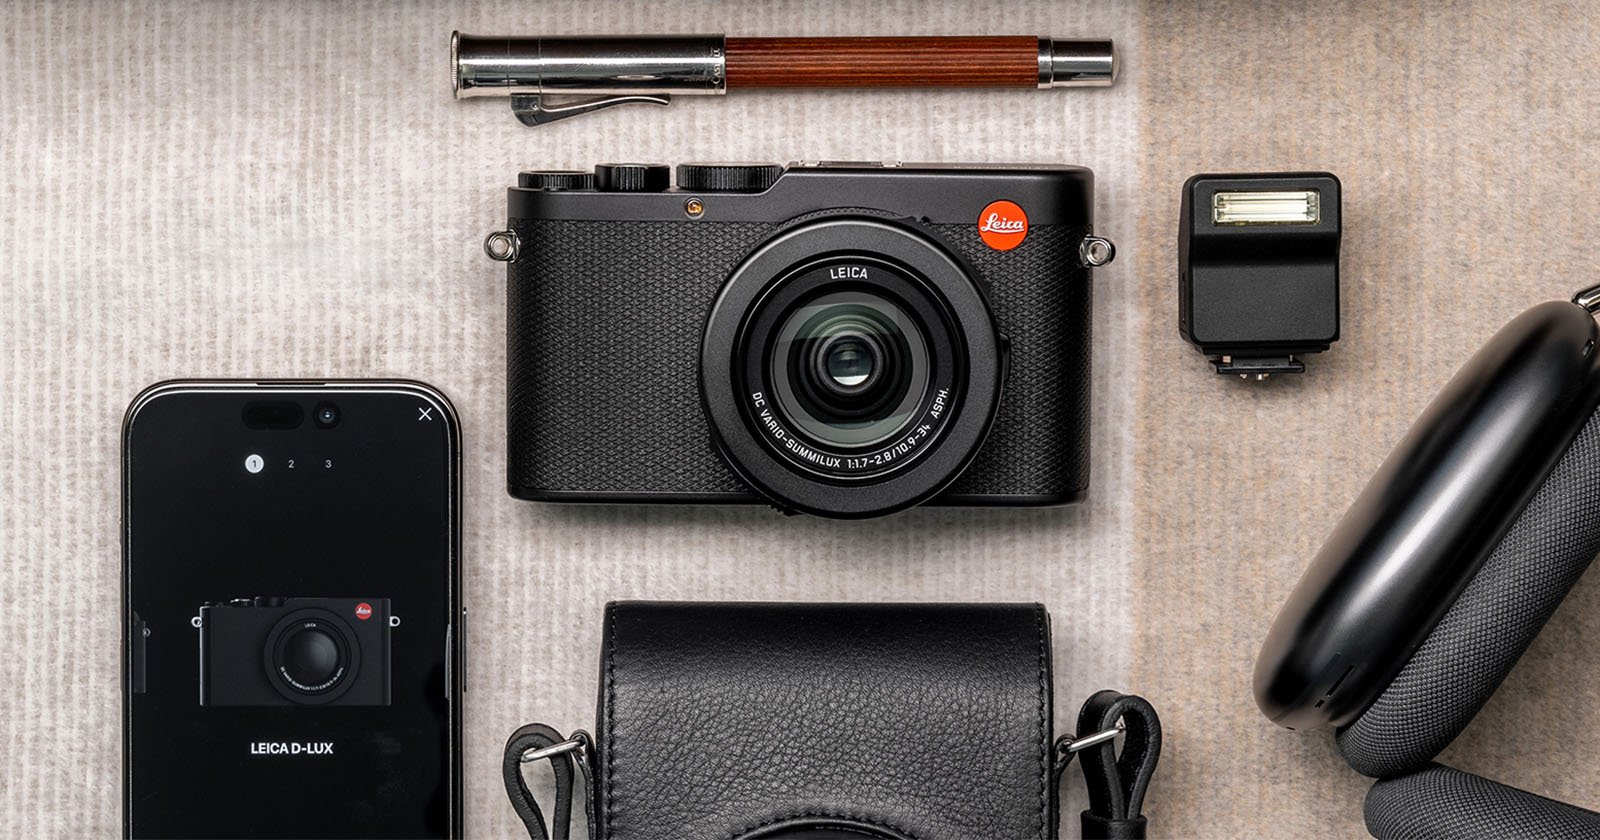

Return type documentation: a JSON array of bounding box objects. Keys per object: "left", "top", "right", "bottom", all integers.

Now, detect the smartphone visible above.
[{"left": 122, "top": 381, "right": 462, "bottom": 838}]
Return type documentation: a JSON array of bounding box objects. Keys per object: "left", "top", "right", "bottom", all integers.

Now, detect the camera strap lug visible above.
[
  {"left": 1079, "top": 235, "right": 1116, "bottom": 267},
  {"left": 484, "top": 230, "right": 521, "bottom": 263},
  {"left": 511, "top": 93, "right": 672, "bottom": 127}
]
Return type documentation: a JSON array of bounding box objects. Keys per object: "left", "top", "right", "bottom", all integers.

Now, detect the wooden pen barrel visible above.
[{"left": 724, "top": 36, "right": 1041, "bottom": 88}]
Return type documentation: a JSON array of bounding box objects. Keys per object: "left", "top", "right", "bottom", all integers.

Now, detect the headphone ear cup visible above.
[
  {"left": 1336, "top": 407, "right": 1600, "bottom": 778},
  {"left": 1363, "top": 763, "right": 1600, "bottom": 839}
]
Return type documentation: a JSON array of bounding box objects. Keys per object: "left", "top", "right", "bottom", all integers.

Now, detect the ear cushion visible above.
[
  {"left": 1364, "top": 764, "right": 1600, "bottom": 839},
  {"left": 1336, "top": 407, "right": 1600, "bottom": 778}
]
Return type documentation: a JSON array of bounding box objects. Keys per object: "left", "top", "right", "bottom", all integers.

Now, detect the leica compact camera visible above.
[
  {"left": 198, "top": 597, "right": 392, "bottom": 707},
  {"left": 489, "top": 161, "right": 1113, "bottom": 518}
]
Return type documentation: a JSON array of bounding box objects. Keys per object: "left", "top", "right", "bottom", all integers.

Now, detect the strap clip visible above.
[
  {"left": 504, "top": 724, "right": 596, "bottom": 840},
  {"left": 1060, "top": 720, "right": 1126, "bottom": 754},
  {"left": 520, "top": 734, "right": 589, "bottom": 765}
]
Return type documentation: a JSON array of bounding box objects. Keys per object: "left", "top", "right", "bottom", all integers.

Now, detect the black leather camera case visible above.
[
  {"left": 506, "top": 601, "right": 1162, "bottom": 840},
  {"left": 596, "top": 601, "right": 1055, "bottom": 839}
]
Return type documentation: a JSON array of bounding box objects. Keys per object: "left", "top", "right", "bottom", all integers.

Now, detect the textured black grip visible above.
[
  {"left": 507, "top": 219, "right": 770, "bottom": 498},
  {"left": 505, "top": 217, "right": 1090, "bottom": 503},
  {"left": 935, "top": 221, "right": 1091, "bottom": 501},
  {"left": 1364, "top": 764, "right": 1600, "bottom": 839},
  {"left": 1337, "top": 408, "right": 1600, "bottom": 777}
]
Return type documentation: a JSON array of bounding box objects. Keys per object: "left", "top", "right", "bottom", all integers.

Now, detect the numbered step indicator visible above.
[{"left": 281, "top": 457, "right": 334, "bottom": 470}]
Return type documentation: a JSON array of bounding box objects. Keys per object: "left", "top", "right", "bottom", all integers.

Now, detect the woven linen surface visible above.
[
  {"left": 0, "top": 2, "right": 1140, "bottom": 836},
  {"left": 9, "top": 2, "right": 1600, "bottom": 837}
]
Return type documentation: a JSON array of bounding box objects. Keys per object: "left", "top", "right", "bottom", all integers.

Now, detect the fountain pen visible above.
[{"left": 452, "top": 33, "right": 1117, "bottom": 125}]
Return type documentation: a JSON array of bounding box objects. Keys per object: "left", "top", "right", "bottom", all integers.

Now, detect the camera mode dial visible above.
[
  {"left": 676, "top": 163, "right": 783, "bottom": 192},
  {"left": 594, "top": 163, "right": 671, "bottom": 192},
  {"left": 518, "top": 170, "right": 595, "bottom": 191}
]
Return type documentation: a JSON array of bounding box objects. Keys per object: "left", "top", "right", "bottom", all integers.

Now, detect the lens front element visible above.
[
  {"left": 775, "top": 290, "right": 929, "bottom": 451},
  {"left": 821, "top": 333, "right": 875, "bottom": 390}
]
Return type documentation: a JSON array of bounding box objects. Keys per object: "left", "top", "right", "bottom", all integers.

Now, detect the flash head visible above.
[
  {"left": 1211, "top": 189, "right": 1320, "bottom": 225},
  {"left": 1179, "top": 172, "right": 1341, "bottom": 379}
]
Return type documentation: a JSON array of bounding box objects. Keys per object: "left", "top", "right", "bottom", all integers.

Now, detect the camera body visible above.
[
  {"left": 198, "top": 596, "right": 391, "bottom": 707},
  {"left": 500, "top": 162, "right": 1103, "bottom": 517}
]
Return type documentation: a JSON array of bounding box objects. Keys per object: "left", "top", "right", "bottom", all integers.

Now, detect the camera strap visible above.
[
  {"left": 503, "top": 723, "right": 594, "bottom": 840},
  {"left": 503, "top": 691, "right": 1161, "bottom": 840},
  {"left": 1058, "top": 690, "right": 1164, "bottom": 840}
]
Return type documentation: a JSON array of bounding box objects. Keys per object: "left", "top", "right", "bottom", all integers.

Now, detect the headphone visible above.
[{"left": 1254, "top": 286, "right": 1600, "bottom": 838}]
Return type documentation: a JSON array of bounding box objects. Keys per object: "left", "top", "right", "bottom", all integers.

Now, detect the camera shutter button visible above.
[
  {"left": 594, "top": 163, "right": 671, "bottom": 192},
  {"left": 676, "top": 163, "right": 783, "bottom": 192}
]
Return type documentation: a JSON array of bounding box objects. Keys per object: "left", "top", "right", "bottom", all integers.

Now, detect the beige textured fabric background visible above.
[{"left": 2, "top": 1, "right": 1597, "bottom": 837}]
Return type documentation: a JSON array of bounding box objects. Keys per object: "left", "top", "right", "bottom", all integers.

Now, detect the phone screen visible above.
[{"left": 123, "top": 382, "right": 460, "bottom": 838}]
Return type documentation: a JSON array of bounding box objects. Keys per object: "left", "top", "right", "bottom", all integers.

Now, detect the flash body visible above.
[{"left": 495, "top": 162, "right": 1108, "bottom": 518}]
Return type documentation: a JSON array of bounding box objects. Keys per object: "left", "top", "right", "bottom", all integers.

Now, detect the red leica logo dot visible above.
[
  {"left": 354, "top": 602, "right": 373, "bottom": 621},
  {"left": 977, "top": 200, "right": 1029, "bottom": 251}
]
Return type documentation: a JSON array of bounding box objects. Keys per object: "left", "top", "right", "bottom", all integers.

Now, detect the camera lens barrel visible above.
[
  {"left": 263, "top": 608, "right": 361, "bottom": 704},
  {"left": 701, "top": 214, "right": 1006, "bottom": 518},
  {"left": 280, "top": 625, "right": 342, "bottom": 688}
]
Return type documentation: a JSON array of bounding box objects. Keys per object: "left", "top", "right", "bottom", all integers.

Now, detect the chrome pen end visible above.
[
  {"left": 1038, "top": 39, "right": 1118, "bottom": 88},
  {"left": 450, "top": 31, "right": 462, "bottom": 99}
]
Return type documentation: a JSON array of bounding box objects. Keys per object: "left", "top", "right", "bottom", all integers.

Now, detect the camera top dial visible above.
[
  {"left": 518, "top": 170, "right": 595, "bottom": 191},
  {"left": 677, "top": 163, "right": 784, "bottom": 192},
  {"left": 594, "top": 163, "right": 671, "bottom": 192}
]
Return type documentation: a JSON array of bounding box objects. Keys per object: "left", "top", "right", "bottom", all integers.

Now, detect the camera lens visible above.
[
  {"left": 700, "top": 215, "right": 1007, "bottom": 518},
  {"left": 773, "top": 291, "right": 928, "bottom": 448},
  {"left": 312, "top": 402, "right": 339, "bottom": 428},
  {"left": 264, "top": 610, "right": 357, "bottom": 702},
  {"left": 281, "top": 626, "right": 341, "bottom": 688}
]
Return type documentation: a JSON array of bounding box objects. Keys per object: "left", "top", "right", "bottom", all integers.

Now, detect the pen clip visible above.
[{"left": 511, "top": 93, "right": 672, "bottom": 126}]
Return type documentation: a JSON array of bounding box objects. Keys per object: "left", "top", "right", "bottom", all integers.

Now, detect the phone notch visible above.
[{"left": 241, "top": 401, "right": 305, "bottom": 430}]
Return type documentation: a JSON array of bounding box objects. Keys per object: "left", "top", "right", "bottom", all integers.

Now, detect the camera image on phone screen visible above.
[
  {"left": 198, "top": 597, "right": 392, "bottom": 707},
  {"left": 123, "top": 382, "right": 460, "bottom": 839}
]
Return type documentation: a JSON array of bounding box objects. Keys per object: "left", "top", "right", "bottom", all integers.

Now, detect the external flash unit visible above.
[{"left": 1179, "top": 172, "right": 1341, "bottom": 379}]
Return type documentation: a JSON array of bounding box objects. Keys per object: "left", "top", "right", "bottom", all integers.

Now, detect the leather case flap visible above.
[{"left": 594, "top": 601, "right": 1055, "bottom": 840}]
